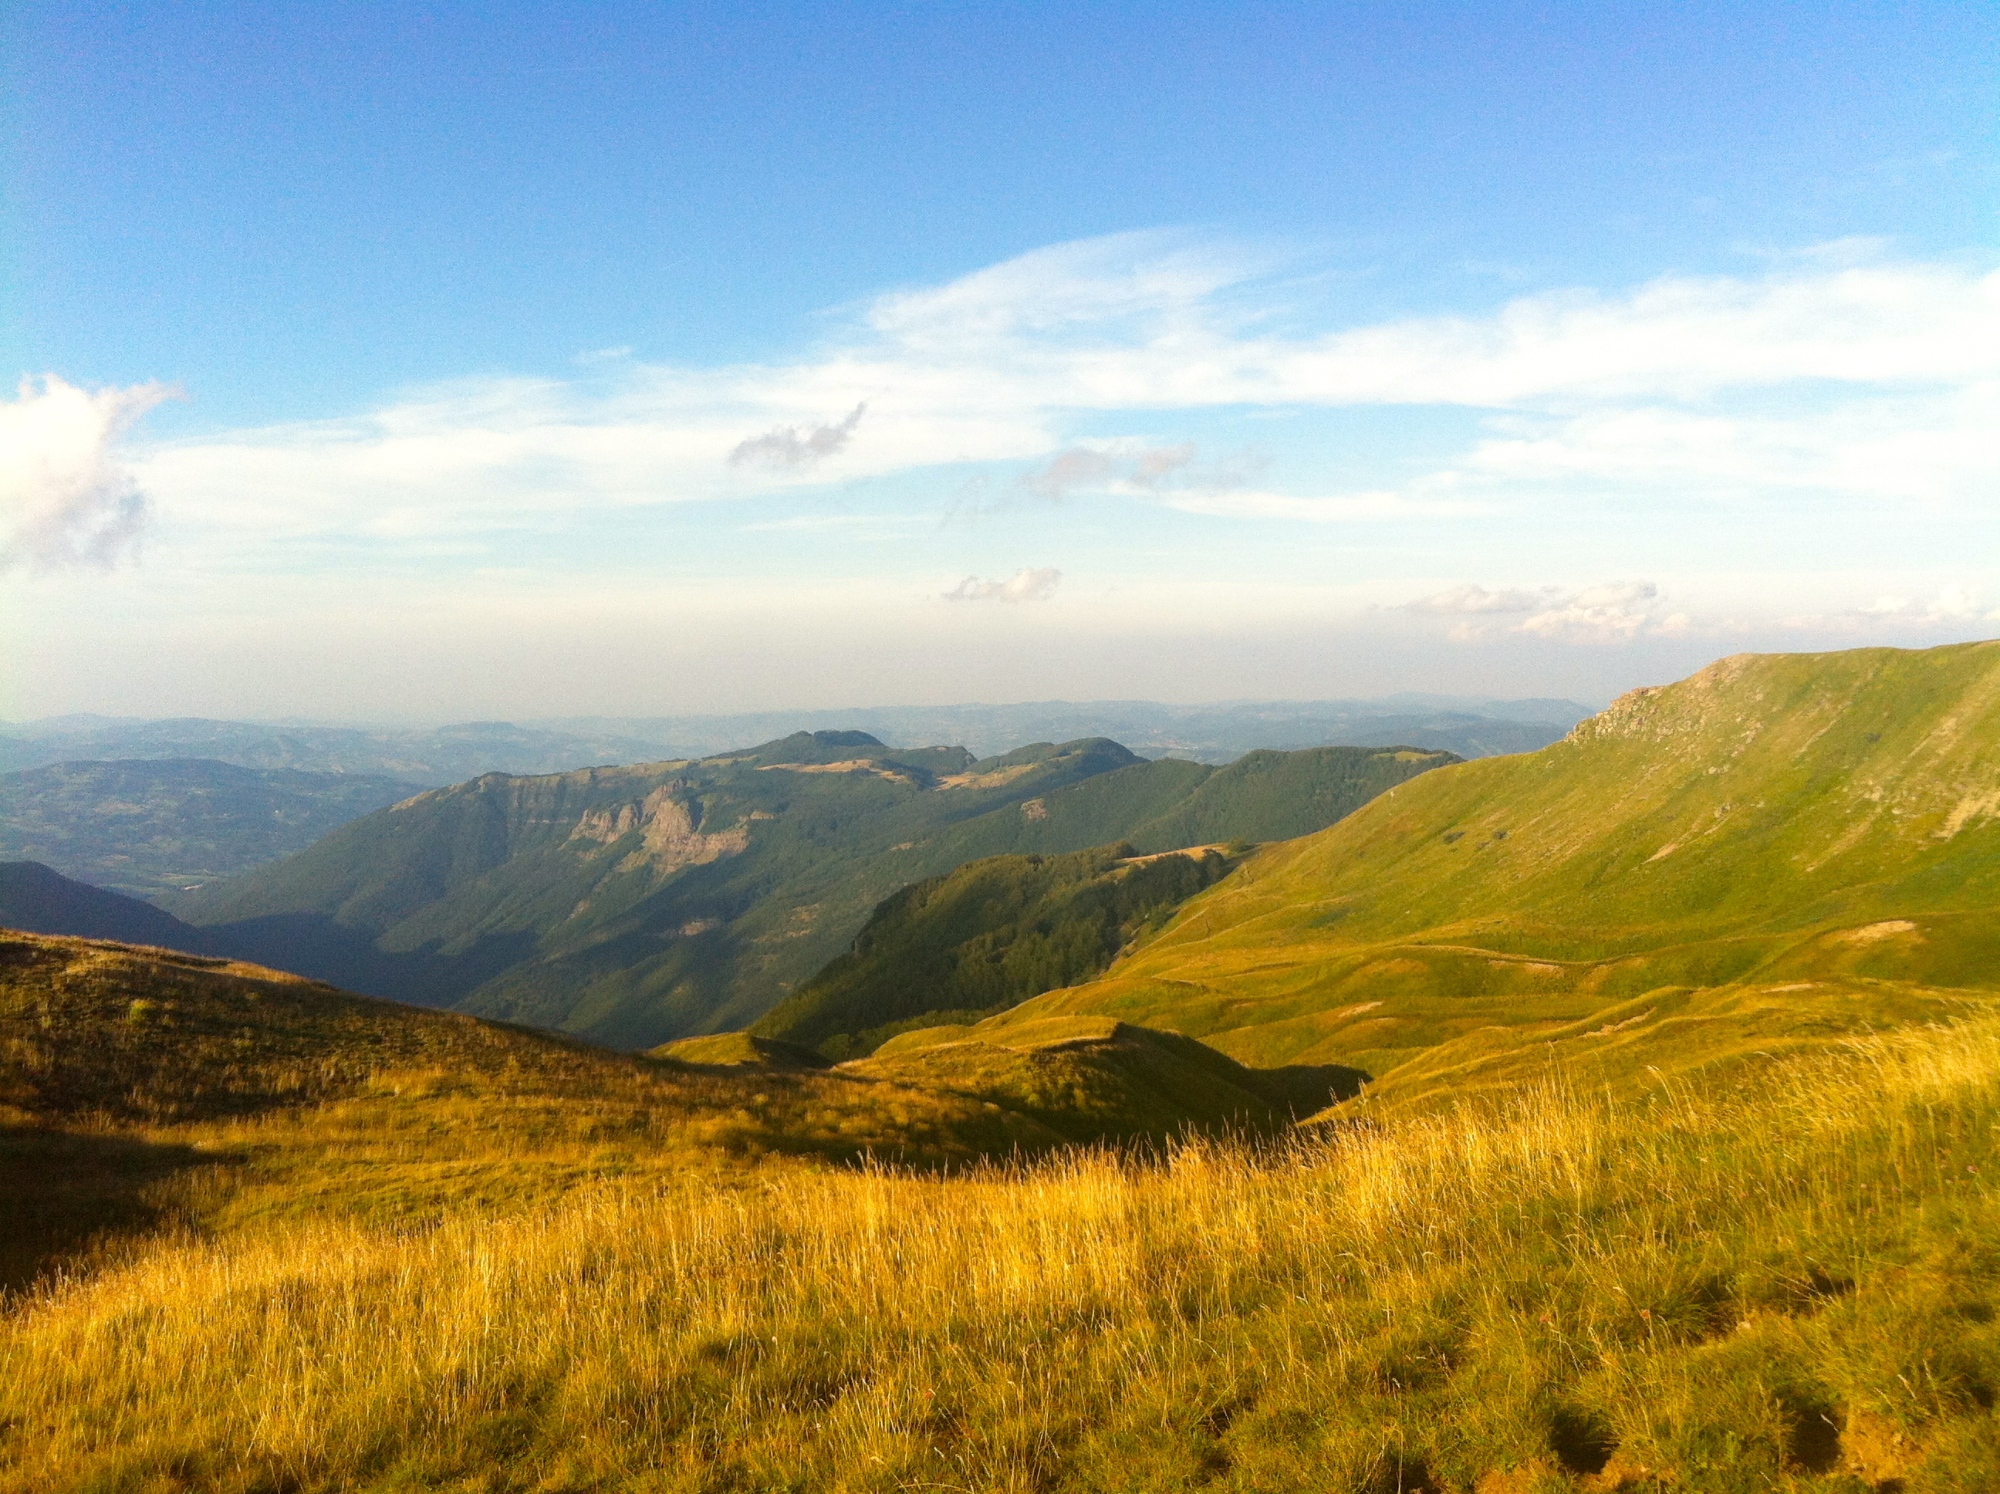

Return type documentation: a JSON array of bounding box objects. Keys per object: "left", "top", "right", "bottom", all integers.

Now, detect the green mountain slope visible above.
[
  {"left": 751, "top": 844, "right": 1241, "bottom": 1057},
  {"left": 165, "top": 732, "right": 1451, "bottom": 1049},
  {"left": 980, "top": 641, "right": 2000, "bottom": 1094},
  {"left": 0, "top": 758, "right": 415, "bottom": 899}
]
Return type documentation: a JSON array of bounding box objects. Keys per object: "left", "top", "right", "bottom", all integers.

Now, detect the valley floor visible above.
[{"left": 4, "top": 1016, "right": 1998, "bottom": 1492}]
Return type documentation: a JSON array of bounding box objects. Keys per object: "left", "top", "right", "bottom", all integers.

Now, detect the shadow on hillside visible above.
[
  {"left": 204, "top": 913, "right": 540, "bottom": 1008},
  {"left": 0, "top": 1127, "right": 227, "bottom": 1294},
  {"left": 1255, "top": 1063, "right": 1372, "bottom": 1118}
]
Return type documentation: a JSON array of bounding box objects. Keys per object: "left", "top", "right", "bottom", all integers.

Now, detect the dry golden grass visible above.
[{"left": 4, "top": 1018, "right": 1997, "bottom": 1491}]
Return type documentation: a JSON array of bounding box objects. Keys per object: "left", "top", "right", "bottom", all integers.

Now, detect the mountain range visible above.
[
  {"left": 0, "top": 698, "right": 1578, "bottom": 908},
  {"left": 157, "top": 733, "right": 1456, "bottom": 1047},
  {"left": 0, "top": 695, "right": 1583, "bottom": 782}
]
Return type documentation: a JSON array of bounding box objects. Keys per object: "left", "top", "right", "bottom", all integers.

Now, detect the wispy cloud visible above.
[
  {"left": 1, "top": 375, "right": 174, "bottom": 572},
  {"left": 1858, "top": 585, "right": 2000, "bottom": 623},
  {"left": 98, "top": 231, "right": 2000, "bottom": 573},
  {"left": 1406, "top": 583, "right": 1548, "bottom": 614},
  {"left": 728, "top": 401, "right": 868, "bottom": 470},
  {"left": 1165, "top": 487, "right": 1489, "bottom": 522},
  {"left": 1021, "top": 447, "right": 1117, "bottom": 499},
  {"left": 1518, "top": 582, "right": 1666, "bottom": 644},
  {"left": 741, "top": 512, "right": 926, "bottom": 534},
  {"left": 1407, "top": 580, "right": 1692, "bottom": 645},
  {"left": 1017, "top": 440, "right": 1198, "bottom": 500},
  {"left": 944, "top": 566, "right": 1063, "bottom": 603}
]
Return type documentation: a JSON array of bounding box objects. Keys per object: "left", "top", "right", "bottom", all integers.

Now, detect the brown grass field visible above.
[{"left": 4, "top": 994, "right": 1997, "bottom": 1491}]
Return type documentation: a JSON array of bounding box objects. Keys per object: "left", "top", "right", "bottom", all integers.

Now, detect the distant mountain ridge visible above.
[
  {"left": 0, "top": 696, "right": 1583, "bottom": 782},
  {"left": 162, "top": 732, "right": 1454, "bottom": 1048},
  {"left": 0, "top": 718, "right": 690, "bottom": 784},
  {"left": 0, "top": 759, "right": 415, "bottom": 899},
  {"left": 531, "top": 697, "right": 1589, "bottom": 764}
]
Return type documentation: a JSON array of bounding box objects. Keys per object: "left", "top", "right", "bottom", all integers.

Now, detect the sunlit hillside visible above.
[
  {"left": 984, "top": 642, "right": 2000, "bottom": 1096},
  {"left": 5, "top": 1009, "right": 1995, "bottom": 1490},
  {"left": 0, "top": 930, "right": 1309, "bottom": 1293},
  {"left": 6, "top": 642, "right": 2000, "bottom": 1489}
]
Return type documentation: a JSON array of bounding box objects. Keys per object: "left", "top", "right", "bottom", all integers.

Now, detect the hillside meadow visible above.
[
  {"left": 3, "top": 1012, "right": 1997, "bottom": 1491},
  {"left": 987, "top": 642, "right": 2000, "bottom": 1086}
]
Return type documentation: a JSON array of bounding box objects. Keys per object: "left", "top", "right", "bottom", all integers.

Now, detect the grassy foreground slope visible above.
[
  {"left": 5, "top": 1009, "right": 1996, "bottom": 1490},
  {"left": 0, "top": 930, "right": 1317, "bottom": 1290},
  {"left": 993, "top": 642, "right": 2000, "bottom": 1088}
]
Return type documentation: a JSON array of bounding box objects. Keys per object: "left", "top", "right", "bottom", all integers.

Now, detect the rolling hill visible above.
[
  {"left": 0, "top": 861, "right": 227, "bottom": 952},
  {"left": 7, "top": 921, "right": 1997, "bottom": 1488},
  {"left": 0, "top": 928, "right": 1325, "bottom": 1291},
  {"left": 162, "top": 733, "right": 1453, "bottom": 1048},
  {"left": 967, "top": 640, "right": 2000, "bottom": 1100}
]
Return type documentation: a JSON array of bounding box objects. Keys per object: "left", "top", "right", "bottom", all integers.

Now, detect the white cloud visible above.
[
  {"left": 1859, "top": 586, "right": 2000, "bottom": 622},
  {"left": 728, "top": 402, "right": 868, "bottom": 469},
  {"left": 1405, "top": 579, "right": 1694, "bottom": 645},
  {"left": 1406, "top": 582, "right": 1548, "bottom": 614},
  {"left": 90, "top": 232, "right": 2000, "bottom": 574},
  {"left": 1518, "top": 582, "right": 1664, "bottom": 644},
  {"left": 944, "top": 566, "right": 1063, "bottom": 603},
  {"left": 1461, "top": 382, "right": 2000, "bottom": 503},
  {"left": 0, "top": 375, "right": 173, "bottom": 572}
]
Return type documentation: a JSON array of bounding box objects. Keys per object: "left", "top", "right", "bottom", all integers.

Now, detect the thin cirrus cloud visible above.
[
  {"left": 0, "top": 375, "right": 174, "bottom": 572},
  {"left": 944, "top": 567, "right": 1063, "bottom": 603},
  {"left": 1017, "top": 441, "right": 1195, "bottom": 500},
  {"left": 33, "top": 229, "right": 2000, "bottom": 569}
]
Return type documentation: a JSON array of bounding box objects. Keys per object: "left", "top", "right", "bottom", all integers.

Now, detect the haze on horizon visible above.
[{"left": 4, "top": 3, "right": 1996, "bottom": 722}]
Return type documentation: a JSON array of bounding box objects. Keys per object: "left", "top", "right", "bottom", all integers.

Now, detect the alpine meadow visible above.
[{"left": 7, "top": 5, "right": 1998, "bottom": 1490}]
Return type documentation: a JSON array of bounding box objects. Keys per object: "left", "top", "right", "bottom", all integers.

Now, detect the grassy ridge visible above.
[
  {"left": 4, "top": 1016, "right": 1995, "bottom": 1490},
  {"left": 993, "top": 642, "right": 2000, "bottom": 1082},
  {"left": 750, "top": 748, "right": 1458, "bottom": 1059},
  {"left": 0, "top": 932, "right": 1317, "bottom": 1291}
]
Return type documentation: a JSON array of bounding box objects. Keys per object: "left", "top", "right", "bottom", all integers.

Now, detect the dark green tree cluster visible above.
[{"left": 753, "top": 843, "right": 1237, "bottom": 1057}]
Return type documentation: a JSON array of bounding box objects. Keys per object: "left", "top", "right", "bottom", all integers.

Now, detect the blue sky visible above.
[{"left": 4, "top": 2, "right": 1997, "bottom": 720}]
